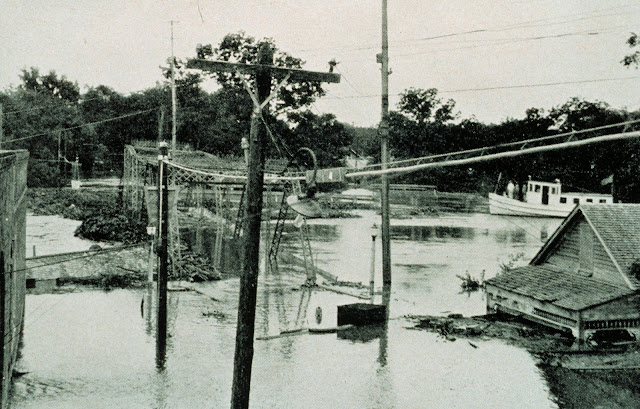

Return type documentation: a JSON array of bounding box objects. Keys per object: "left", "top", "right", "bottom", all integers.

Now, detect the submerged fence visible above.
[{"left": 0, "top": 150, "right": 28, "bottom": 409}]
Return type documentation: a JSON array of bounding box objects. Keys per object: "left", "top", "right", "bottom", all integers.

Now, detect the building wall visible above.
[
  {"left": 486, "top": 284, "right": 579, "bottom": 337},
  {"left": 0, "top": 150, "right": 28, "bottom": 409},
  {"left": 544, "top": 218, "right": 624, "bottom": 287},
  {"left": 582, "top": 293, "right": 640, "bottom": 340}
]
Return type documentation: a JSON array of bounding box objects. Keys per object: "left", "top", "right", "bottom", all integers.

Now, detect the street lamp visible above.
[{"left": 369, "top": 223, "right": 379, "bottom": 302}]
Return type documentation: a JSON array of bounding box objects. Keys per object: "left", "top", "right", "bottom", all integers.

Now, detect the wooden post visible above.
[
  {"left": 156, "top": 142, "right": 169, "bottom": 368},
  {"left": 0, "top": 104, "right": 3, "bottom": 150},
  {"left": 186, "top": 43, "right": 339, "bottom": 409},
  {"left": 231, "top": 43, "right": 272, "bottom": 409},
  {"left": 380, "top": 0, "right": 392, "bottom": 286},
  {"left": 170, "top": 21, "right": 178, "bottom": 155}
]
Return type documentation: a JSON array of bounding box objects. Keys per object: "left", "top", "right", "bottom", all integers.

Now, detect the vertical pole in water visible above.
[
  {"left": 379, "top": 0, "right": 392, "bottom": 287},
  {"left": 156, "top": 142, "right": 169, "bottom": 368},
  {"left": 231, "top": 43, "right": 272, "bottom": 409}
]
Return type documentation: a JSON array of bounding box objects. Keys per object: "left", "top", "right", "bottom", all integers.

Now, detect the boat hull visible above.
[{"left": 488, "top": 193, "right": 574, "bottom": 218}]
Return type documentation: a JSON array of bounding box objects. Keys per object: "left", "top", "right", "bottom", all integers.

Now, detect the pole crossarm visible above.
[{"left": 187, "top": 58, "right": 341, "bottom": 83}]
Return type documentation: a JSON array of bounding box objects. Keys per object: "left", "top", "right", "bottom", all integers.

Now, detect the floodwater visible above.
[{"left": 12, "top": 210, "right": 562, "bottom": 408}]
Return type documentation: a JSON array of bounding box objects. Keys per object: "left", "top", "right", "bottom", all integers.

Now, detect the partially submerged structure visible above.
[
  {"left": 486, "top": 204, "right": 640, "bottom": 342},
  {"left": 0, "top": 150, "right": 28, "bottom": 408}
]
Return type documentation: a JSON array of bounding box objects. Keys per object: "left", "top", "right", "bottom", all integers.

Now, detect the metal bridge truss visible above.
[{"left": 122, "top": 144, "right": 314, "bottom": 277}]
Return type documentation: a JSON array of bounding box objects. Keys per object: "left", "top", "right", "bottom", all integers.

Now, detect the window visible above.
[
  {"left": 560, "top": 197, "right": 567, "bottom": 204},
  {"left": 551, "top": 188, "right": 557, "bottom": 194},
  {"left": 535, "top": 185, "right": 540, "bottom": 192},
  {"left": 529, "top": 183, "right": 532, "bottom": 192},
  {"left": 586, "top": 199, "right": 593, "bottom": 203},
  {"left": 573, "top": 198, "right": 579, "bottom": 204},
  {"left": 599, "top": 199, "right": 607, "bottom": 203}
]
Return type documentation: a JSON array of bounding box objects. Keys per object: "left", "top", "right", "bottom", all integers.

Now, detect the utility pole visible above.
[
  {"left": 0, "top": 104, "right": 3, "bottom": 150},
  {"left": 233, "top": 43, "right": 271, "bottom": 409},
  {"left": 156, "top": 142, "right": 169, "bottom": 368},
  {"left": 379, "top": 0, "right": 392, "bottom": 287},
  {"left": 170, "top": 21, "right": 178, "bottom": 156},
  {"left": 187, "top": 43, "right": 339, "bottom": 409}
]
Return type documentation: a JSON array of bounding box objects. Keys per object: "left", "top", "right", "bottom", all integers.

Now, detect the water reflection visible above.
[
  {"left": 391, "top": 225, "right": 476, "bottom": 241},
  {"left": 338, "top": 323, "right": 386, "bottom": 343},
  {"left": 12, "top": 211, "right": 562, "bottom": 409},
  {"left": 181, "top": 226, "right": 242, "bottom": 274}
]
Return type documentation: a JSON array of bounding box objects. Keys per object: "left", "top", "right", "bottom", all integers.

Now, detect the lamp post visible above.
[{"left": 370, "top": 223, "right": 379, "bottom": 302}]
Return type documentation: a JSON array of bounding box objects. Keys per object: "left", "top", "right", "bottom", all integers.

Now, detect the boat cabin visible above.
[
  {"left": 525, "top": 180, "right": 612, "bottom": 207},
  {"left": 486, "top": 204, "right": 640, "bottom": 343}
]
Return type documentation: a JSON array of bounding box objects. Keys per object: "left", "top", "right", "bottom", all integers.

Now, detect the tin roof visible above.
[{"left": 487, "top": 264, "right": 634, "bottom": 311}]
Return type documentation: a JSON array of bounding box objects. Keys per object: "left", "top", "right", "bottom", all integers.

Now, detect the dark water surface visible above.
[{"left": 12, "top": 211, "right": 561, "bottom": 408}]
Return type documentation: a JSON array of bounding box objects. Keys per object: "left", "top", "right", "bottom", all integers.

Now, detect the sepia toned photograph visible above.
[{"left": 2, "top": 1, "right": 640, "bottom": 408}]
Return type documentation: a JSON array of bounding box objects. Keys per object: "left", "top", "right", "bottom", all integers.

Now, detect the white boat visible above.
[{"left": 489, "top": 179, "right": 614, "bottom": 217}]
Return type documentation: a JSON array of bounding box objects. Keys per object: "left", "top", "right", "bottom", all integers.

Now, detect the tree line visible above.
[{"left": 2, "top": 31, "right": 640, "bottom": 202}]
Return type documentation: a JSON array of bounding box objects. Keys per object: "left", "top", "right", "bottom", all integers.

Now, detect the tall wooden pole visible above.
[
  {"left": 156, "top": 142, "right": 169, "bottom": 368},
  {"left": 170, "top": 21, "right": 178, "bottom": 155},
  {"left": 0, "top": 104, "right": 3, "bottom": 150},
  {"left": 380, "top": 0, "right": 392, "bottom": 285},
  {"left": 185, "top": 46, "right": 339, "bottom": 409},
  {"left": 231, "top": 43, "right": 272, "bottom": 409}
]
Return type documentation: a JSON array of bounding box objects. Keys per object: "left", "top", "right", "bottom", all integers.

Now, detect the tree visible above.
[
  {"left": 397, "top": 88, "right": 457, "bottom": 125},
  {"left": 622, "top": 32, "right": 640, "bottom": 68},
  {"left": 286, "top": 111, "right": 353, "bottom": 167},
  {"left": 20, "top": 67, "right": 80, "bottom": 103}
]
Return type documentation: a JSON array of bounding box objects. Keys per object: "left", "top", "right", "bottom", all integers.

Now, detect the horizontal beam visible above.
[
  {"left": 345, "top": 130, "right": 640, "bottom": 179},
  {"left": 186, "top": 59, "right": 340, "bottom": 83}
]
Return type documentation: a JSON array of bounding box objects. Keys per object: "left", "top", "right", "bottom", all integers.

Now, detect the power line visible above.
[
  {"left": 321, "top": 75, "right": 640, "bottom": 100},
  {"left": 2, "top": 108, "right": 158, "bottom": 145},
  {"left": 291, "top": 3, "right": 640, "bottom": 55}
]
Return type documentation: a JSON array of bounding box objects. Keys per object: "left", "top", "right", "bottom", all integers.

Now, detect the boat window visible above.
[
  {"left": 573, "top": 198, "right": 579, "bottom": 204},
  {"left": 551, "top": 188, "right": 557, "bottom": 194},
  {"left": 528, "top": 183, "right": 532, "bottom": 192},
  {"left": 586, "top": 199, "right": 593, "bottom": 203},
  {"left": 560, "top": 197, "right": 567, "bottom": 203},
  {"left": 599, "top": 199, "right": 607, "bottom": 203},
  {"left": 535, "top": 185, "right": 540, "bottom": 192}
]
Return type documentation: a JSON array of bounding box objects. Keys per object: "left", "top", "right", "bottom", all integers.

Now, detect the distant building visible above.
[
  {"left": 0, "top": 150, "right": 28, "bottom": 408},
  {"left": 486, "top": 204, "right": 640, "bottom": 342}
]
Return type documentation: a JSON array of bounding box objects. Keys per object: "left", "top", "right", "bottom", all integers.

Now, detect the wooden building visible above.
[{"left": 486, "top": 204, "right": 640, "bottom": 342}]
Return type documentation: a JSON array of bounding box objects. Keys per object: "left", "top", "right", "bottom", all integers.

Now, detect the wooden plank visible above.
[{"left": 186, "top": 58, "right": 341, "bottom": 83}]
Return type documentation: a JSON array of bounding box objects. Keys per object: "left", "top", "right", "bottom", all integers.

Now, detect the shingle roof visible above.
[
  {"left": 580, "top": 204, "right": 640, "bottom": 288},
  {"left": 487, "top": 264, "right": 634, "bottom": 311}
]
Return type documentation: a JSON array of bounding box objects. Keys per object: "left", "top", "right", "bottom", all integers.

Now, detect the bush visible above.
[{"left": 28, "top": 188, "right": 148, "bottom": 244}]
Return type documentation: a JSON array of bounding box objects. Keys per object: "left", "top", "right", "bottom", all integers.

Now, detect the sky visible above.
[{"left": 1, "top": 0, "right": 639, "bottom": 127}]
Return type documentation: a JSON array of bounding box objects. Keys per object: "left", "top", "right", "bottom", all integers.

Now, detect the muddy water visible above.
[{"left": 12, "top": 211, "right": 561, "bottom": 408}]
